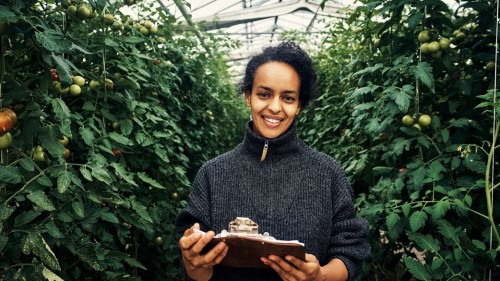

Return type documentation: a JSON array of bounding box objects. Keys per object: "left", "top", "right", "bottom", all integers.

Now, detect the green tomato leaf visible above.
[
  {"left": 409, "top": 233, "right": 440, "bottom": 252},
  {"left": 0, "top": 206, "right": 15, "bottom": 220},
  {"left": 386, "top": 212, "right": 400, "bottom": 231},
  {"left": 42, "top": 266, "right": 64, "bottom": 281},
  {"left": 431, "top": 200, "right": 451, "bottom": 221},
  {"left": 80, "top": 166, "right": 93, "bottom": 181},
  {"left": 27, "top": 191, "right": 56, "bottom": 211},
  {"left": 15, "top": 211, "right": 42, "bottom": 227},
  {"left": 124, "top": 257, "right": 147, "bottom": 270},
  {"left": 403, "top": 257, "right": 431, "bottom": 280},
  {"left": 29, "top": 232, "right": 61, "bottom": 270},
  {"left": 19, "top": 158, "right": 35, "bottom": 171},
  {"left": 51, "top": 98, "right": 71, "bottom": 121},
  {"left": 38, "top": 131, "right": 65, "bottom": 157},
  {"left": 57, "top": 170, "right": 72, "bottom": 193},
  {"left": 0, "top": 165, "right": 22, "bottom": 184},
  {"left": 0, "top": 234, "right": 8, "bottom": 252},
  {"left": 427, "top": 160, "right": 445, "bottom": 182},
  {"left": 100, "top": 211, "right": 120, "bottom": 224},
  {"left": 472, "top": 239, "right": 486, "bottom": 250},
  {"left": 130, "top": 200, "right": 153, "bottom": 223},
  {"left": 431, "top": 257, "right": 444, "bottom": 271},
  {"left": 57, "top": 212, "right": 73, "bottom": 223},
  {"left": 409, "top": 211, "right": 427, "bottom": 232},
  {"left": 72, "top": 201, "right": 85, "bottom": 218},
  {"left": 437, "top": 219, "right": 458, "bottom": 240},
  {"left": 110, "top": 162, "right": 138, "bottom": 187},
  {"left": 37, "top": 175, "right": 53, "bottom": 187},
  {"left": 80, "top": 126, "right": 95, "bottom": 146},
  {"left": 411, "top": 166, "right": 426, "bottom": 190},
  {"left": 462, "top": 154, "right": 486, "bottom": 173},
  {"left": 137, "top": 172, "right": 165, "bottom": 189},
  {"left": 108, "top": 132, "right": 133, "bottom": 145},
  {"left": 0, "top": 5, "right": 17, "bottom": 22},
  {"left": 44, "top": 221, "right": 65, "bottom": 239},
  {"left": 451, "top": 157, "right": 461, "bottom": 170},
  {"left": 401, "top": 203, "right": 411, "bottom": 217},
  {"left": 124, "top": 36, "right": 145, "bottom": 43},
  {"left": 51, "top": 54, "right": 72, "bottom": 84},
  {"left": 411, "top": 62, "right": 434, "bottom": 92},
  {"left": 90, "top": 167, "right": 113, "bottom": 185}
]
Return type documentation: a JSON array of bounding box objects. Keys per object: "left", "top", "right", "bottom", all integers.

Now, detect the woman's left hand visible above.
[{"left": 260, "top": 253, "right": 326, "bottom": 281}]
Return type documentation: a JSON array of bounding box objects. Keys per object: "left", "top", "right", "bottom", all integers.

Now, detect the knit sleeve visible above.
[
  {"left": 175, "top": 165, "right": 214, "bottom": 281},
  {"left": 175, "top": 164, "right": 213, "bottom": 234},
  {"left": 327, "top": 165, "right": 370, "bottom": 281}
]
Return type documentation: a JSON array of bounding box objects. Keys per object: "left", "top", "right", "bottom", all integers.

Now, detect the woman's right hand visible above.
[{"left": 178, "top": 223, "right": 229, "bottom": 280}]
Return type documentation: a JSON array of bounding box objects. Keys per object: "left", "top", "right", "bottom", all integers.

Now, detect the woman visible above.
[{"left": 175, "top": 42, "right": 370, "bottom": 281}]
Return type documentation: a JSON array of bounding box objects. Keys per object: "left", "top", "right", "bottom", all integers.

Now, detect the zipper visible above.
[{"left": 260, "top": 140, "right": 269, "bottom": 162}]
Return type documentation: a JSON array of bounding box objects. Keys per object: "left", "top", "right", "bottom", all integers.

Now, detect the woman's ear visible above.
[{"left": 245, "top": 92, "right": 251, "bottom": 107}]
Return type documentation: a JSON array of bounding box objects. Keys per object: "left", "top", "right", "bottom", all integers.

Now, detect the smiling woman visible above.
[
  {"left": 175, "top": 42, "right": 370, "bottom": 281},
  {"left": 245, "top": 62, "right": 301, "bottom": 139}
]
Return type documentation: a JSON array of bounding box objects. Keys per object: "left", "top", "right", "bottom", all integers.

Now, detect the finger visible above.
[
  {"left": 284, "top": 255, "right": 306, "bottom": 269},
  {"left": 195, "top": 241, "right": 227, "bottom": 268},
  {"left": 267, "top": 256, "right": 297, "bottom": 280},
  {"left": 212, "top": 242, "right": 229, "bottom": 264},
  {"left": 179, "top": 231, "right": 202, "bottom": 250},
  {"left": 190, "top": 230, "right": 215, "bottom": 254},
  {"left": 304, "top": 253, "right": 319, "bottom": 263}
]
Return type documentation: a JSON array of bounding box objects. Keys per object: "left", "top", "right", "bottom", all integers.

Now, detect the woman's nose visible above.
[{"left": 268, "top": 97, "right": 281, "bottom": 113}]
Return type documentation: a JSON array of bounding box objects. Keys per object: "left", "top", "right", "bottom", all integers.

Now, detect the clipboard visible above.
[
  {"left": 201, "top": 234, "right": 306, "bottom": 269},
  {"left": 197, "top": 217, "right": 305, "bottom": 269}
]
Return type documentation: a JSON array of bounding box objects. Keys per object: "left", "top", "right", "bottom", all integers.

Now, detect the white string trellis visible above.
[{"left": 489, "top": 1, "right": 499, "bottom": 281}]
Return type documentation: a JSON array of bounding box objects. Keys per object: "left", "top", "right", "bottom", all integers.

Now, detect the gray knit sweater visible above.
[{"left": 176, "top": 121, "right": 370, "bottom": 281}]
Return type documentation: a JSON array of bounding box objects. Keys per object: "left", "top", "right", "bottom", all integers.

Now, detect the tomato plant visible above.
[
  {"left": 302, "top": 0, "right": 499, "bottom": 280},
  {"left": 0, "top": 0, "right": 247, "bottom": 280}
]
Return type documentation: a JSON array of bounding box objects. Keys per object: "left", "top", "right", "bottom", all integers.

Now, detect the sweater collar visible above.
[{"left": 242, "top": 120, "right": 300, "bottom": 161}]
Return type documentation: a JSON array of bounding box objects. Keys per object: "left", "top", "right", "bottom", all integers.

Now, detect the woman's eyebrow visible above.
[{"left": 257, "top": 85, "right": 298, "bottom": 94}]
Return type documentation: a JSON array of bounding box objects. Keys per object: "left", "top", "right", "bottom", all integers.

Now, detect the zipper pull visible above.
[{"left": 260, "top": 140, "right": 269, "bottom": 162}]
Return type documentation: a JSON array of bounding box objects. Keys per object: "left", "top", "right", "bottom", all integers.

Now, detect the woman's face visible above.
[{"left": 245, "top": 62, "right": 301, "bottom": 139}]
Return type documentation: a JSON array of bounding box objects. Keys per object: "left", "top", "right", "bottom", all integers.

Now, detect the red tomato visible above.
[
  {"left": 0, "top": 112, "right": 13, "bottom": 134},
  {"left": 112, "top": 148, "right": 122, "bottom": 157}
]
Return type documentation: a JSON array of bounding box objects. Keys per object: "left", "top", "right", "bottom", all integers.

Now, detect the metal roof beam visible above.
[{"left": 192, "top": 0, "right": 346, "bottom": 30}]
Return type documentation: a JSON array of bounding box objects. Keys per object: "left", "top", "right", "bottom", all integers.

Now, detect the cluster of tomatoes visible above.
[
  {"left": 418, "top": 30, "right": 451, "bottom": 59},
  {"left": 52, "top": 69, "right": 88, "bottom": 97},
  {"left": 402, "top": 113, "right": 432, "bottom": 131},
  {"left": 31, "top": 136, "right": 71, "bottom": 163},
  {"left": 66, "top": 2, "right": 96, "bottom": 21},
  {"left": 0, "top": 108, "right": 17, "bottom": 150},
  {"left": 52, "top": 68, "right": 115, "bottom": 97}
]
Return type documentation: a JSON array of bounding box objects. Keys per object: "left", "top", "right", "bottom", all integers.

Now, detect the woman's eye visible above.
[
  {"left": 257, "top": 92, "right": 270, "bottom": 98},
  {"left": 283, "top": 96, "right": 296, "bottom": 102}
]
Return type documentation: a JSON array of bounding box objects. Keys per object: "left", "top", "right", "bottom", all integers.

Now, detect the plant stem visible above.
[
  {"left": 3, "top": 263, "right": 35, "bottom": 272},
  {"left": 485, "top": 121, "right": 500, "bottom": 246},
  {"left": 4, "top": 169, "right": 46, "bottom": 206},
  {"left": 1, "top": 34, "right": 7, "bottom": 166}
]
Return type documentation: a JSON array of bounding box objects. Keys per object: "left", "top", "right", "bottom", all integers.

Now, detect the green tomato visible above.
[
  {"left": 59, "top": 135, "right": 69, "bottom": 146},
  {"left": 154, "top": 236, "right": 163, "bottom": 247},
  {"left": 69, "top": 84, "right": 82, "bottom": 96},
  {"left": 402, "top": 115, "right": 414, "bottom": 126},
  {"left": 33, "top": 151, "right": 45, "bottom": 162},
  {"left": 418, "top": 30, "right": 430, "bottom": 43},
  {"left": 0, "top": 132, "right": 13, "bottom": 149},
  {"left": 418, "top": 114, "right": 432, "bottom": 127}
]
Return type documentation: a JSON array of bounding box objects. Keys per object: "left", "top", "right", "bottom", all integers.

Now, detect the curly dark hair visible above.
[{"left": 238, "top": 41, "right": 317, "bottom": 108}]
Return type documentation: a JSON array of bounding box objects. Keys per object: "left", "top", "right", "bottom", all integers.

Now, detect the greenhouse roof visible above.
[
  {"left": 160, "top": 0, "right": 358, "bottom": 80},
  {"left": 139, "top": 0, "right": 461, "bottom": 80}
]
